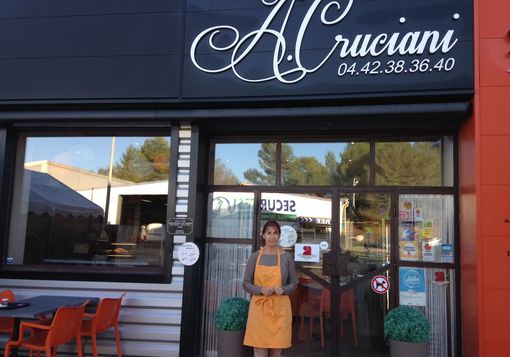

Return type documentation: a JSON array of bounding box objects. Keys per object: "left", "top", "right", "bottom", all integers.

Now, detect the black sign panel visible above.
[
  {"left": 0, "top": 0, "right": 473, "bottom": 103},
  {"left": 184, "top": 0, "right": 473, "bottom": 99},
  {"left": 167, "top": 218, "right": 194, "bottom": 236}
]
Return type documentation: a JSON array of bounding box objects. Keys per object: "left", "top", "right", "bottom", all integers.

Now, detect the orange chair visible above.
[
  {"left": 319, "top": 288, "right": 358, "bottom": 348},
  {"left": 3, "top": 301, "right": 88, "bottom": 357},
  {"left": 81, "top": 293, "right": 126, "bottom": 357},
  {"left": 296, "top": 285, "right": 321, "bottom": 340},
  {"left": 0, "top": 290, "right": 15, "bottom": 337}
]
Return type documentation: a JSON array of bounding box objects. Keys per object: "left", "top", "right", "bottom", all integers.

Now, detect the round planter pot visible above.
[
  {"left": 217, "top": 329, "right": 249, "bottom": 357},
  {"left": 389, "top": 339, "right": 428, "bottom": 357}
]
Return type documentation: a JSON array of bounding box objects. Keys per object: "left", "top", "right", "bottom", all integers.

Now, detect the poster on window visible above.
[
  {"left": 399, "top": 267, "right": 426, "bottom": 307},
  {"left": 400, "top": 241, "right": 419, "bottom": 261},
  {"left": 294, "top": 243, "right": 320, "bottom": 262}
]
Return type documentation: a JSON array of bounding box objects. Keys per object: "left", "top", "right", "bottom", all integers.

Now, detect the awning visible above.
[{"left": 26, "top": 170, "right": 104, "bottom": 217}]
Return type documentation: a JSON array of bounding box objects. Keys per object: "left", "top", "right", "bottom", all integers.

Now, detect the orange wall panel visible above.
[
  {"left": 484, "top": 342, "right": 510, "bottom": 357},
  {"left": 480, "top": 135, "right": 510, "bottom": 184},
  {"left": 481, "top": 235, "right": 510, "bottom": 288},
  {"left": 483, "top": 288, "right": 510, "bottom": 341},
  {"left": 480, "top": 87, "right": 510, "bottom": 135},
  {"left": 479, "top": 38, "right": 510, "bottom": 87},
  {"left": 478, "top": 0, "right": 510, "bottom": 38},
  {"left": 480, "top": 185, "right": 510, "bottom": 236}
]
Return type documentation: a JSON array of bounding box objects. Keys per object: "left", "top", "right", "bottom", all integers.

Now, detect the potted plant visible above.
[
  {"left": 384, "top": 306, "right": 430, "bottom": 357},
  {"left": 215, "top": 297, "right": 250, "bottom": 357}
]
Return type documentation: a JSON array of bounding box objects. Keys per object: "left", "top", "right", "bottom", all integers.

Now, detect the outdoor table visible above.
[{"left": 0, "top": 295, "right": 99, "bottom": 357}]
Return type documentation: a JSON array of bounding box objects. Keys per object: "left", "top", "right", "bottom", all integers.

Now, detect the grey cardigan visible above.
[{"left": 242, "top": 250, "right": 297, "bottom": 296}]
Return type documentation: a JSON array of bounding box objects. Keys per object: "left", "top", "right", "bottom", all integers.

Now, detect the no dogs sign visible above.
[{"left": 371, "top": 275, "right": 390, "bottom": 294}]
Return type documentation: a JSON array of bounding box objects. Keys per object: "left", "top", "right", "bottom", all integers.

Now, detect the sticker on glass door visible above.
[{"left": 294, "top": 243, "right": 320, "bottom": 262}]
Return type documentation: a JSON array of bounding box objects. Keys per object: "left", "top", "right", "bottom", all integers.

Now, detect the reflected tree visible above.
[
  {"left": 214, "top": 159, "right": 240, "bottom": 185},
  {"left": 237, "top": 141, "right": 441, "bottom": 187},
  {"left": 375, "top": 142, "right": 441, "bottom": 186},
  {"left": 98, "top": 137, "right": 170, "bottom": 182}
]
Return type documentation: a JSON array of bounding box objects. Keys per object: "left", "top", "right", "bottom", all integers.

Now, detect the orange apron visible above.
[{"left": 243, "top": 248, "right": 292, "bottom": 348}]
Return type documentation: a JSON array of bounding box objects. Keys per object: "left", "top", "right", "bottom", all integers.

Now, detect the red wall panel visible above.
[
  {"left": 477, "top": 0, "right": 510, "bottom": 355},
  {"left": 480, "top": 87, "right": 510, "bottom": 135},
  {"left": 479, "top": 0, "right": 510, "bottom": 38},
  {"left": 481, "top": 235, "right": 510, "bottom": 288},
  {"left": 479, "top": 38, "right": 510, "bottom": 87},
  {"left": 480, "top": 135, "right": 510, "bottom": 184}
]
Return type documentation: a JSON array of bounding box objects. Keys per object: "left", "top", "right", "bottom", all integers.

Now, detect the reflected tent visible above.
[
  {"left": 22, "top": 170, "right": 104, "bottom": 264},
  {"left": 27, "top": 170, "right": 104, "bottom": 217}
]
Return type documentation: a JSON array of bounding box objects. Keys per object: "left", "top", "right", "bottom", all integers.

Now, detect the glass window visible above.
[
  {"left": 398, "top": 194, "right": 454, "bottom": 264},
  {"left": 375, "top": 139, "right": 452, "bottom": 186},
  {"left": 213, "top": 143, "right": 276, "bottom": 185},
  {"left": 399, "top": 267, "right": 456, "bottom": 356},
  {"left": 281, "top": 142, "right": 370, "bottom": 186},
  {"left": 201, "top": 243, "right": 251, "bottom": 356},
  {"left": 260, "top": 192, "right": 332, "bottom": 281},
  {"left": 340, "top": 192, "right": 392, "bottom": 281},
  {"left": 7, "top": 135, "right": 171, "bottom": 271},
  {"left": 206, "top": 192, "right": 254, "bottom": 239}
]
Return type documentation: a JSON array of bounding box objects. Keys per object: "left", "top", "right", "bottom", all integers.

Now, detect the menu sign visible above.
[{"left": 186, "top": 0, "right": 473, "bottom": 99}]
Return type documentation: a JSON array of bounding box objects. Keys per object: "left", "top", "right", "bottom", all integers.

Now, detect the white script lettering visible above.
[{"left": 190, "top": 0, "right": 459, "bottom": 84}]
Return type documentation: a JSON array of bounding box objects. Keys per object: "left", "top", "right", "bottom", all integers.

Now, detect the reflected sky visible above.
[
  {"left": 25, "top": 136, "right": 170, "bottom": 172},
  {"left": 216, "top": 142, "right": 350, "bottom": 180}
]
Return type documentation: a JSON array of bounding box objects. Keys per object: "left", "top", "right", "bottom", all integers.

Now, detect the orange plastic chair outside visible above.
[
  {"left": 3, "top": 300, "right": 88, "bottom": 357},
  {"left": 0, "top": 290, "right": 15, "bottom": 337},
  {"left": 319, "top": 288, "right": 358, "bottom": 348},
  {"left": 81, "top": 293, "right": 126, "bottom": 357}
]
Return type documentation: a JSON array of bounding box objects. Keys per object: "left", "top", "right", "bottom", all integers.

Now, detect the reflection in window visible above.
[
  {"left": 340, "top": 193, "right": 391, "bottom": 282},
  {"left": 213, "top": 143, "right": 276, "bottom": 185},
  {"left": 207, "top": 192, "right": 254, "bottom": 239},
  {"left": 282, "top": 142, "right": 370, "bottom": 186},
  {"left": 8, "top": 135, "right": 171, "bottom": 269},
  {"left": 375, "top": 140, "right": 447, "bottom": 186}
]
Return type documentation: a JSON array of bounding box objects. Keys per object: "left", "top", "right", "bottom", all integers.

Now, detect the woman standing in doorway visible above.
[{"left": 243, "top": 221, "right": 297, "bottom": 357}]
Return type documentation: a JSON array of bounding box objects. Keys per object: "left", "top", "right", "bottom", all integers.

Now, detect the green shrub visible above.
[
  {"left": 384, "top": 306, "right": 430, "bottom": 343},
  {"left": 215, "top": 297, "right": 250, "bottom": 331}
]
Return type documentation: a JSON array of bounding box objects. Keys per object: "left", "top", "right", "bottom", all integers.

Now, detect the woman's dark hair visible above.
[
  {"left": 260, "top": 220, "right": 281, "bottom": 246},
  {"left": 262, "top": 220, "right": 281, "bottom": 235}
]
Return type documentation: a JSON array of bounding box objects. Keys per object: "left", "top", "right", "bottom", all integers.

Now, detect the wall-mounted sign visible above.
[
  {"left": 294, "top": 243, "right": 320, "bottom": 262},
  {"left": 167, "top": 217, "right": 193, "bottom": 235},
  {"left": 186, "top": 0, "right": 473, "bottom": 99},
  {"left": 399, "top": 267, "right": 426, "bottom": 306},
  {"left": 177, "top": 242, "right": 200, "bottom": 266}
]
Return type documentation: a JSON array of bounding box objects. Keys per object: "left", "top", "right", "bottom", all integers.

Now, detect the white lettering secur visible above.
[{"left": 190, "top": 0, "right": 459, "bottom": 84}]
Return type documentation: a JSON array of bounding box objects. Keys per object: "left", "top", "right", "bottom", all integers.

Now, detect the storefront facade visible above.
[{"left": 0, "top": 0, "right": 505, "bottom": 356}]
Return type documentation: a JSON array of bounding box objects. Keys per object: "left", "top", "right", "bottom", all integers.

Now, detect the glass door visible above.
[
  {"left": 260, "top": 192, "right": 333, "bottom": 357},
  {"left": 336, "top": 192, "right": 392, "bottom": 357},
  {"left": 259, "top": 191, "right": 392, "bottom": 357}
]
